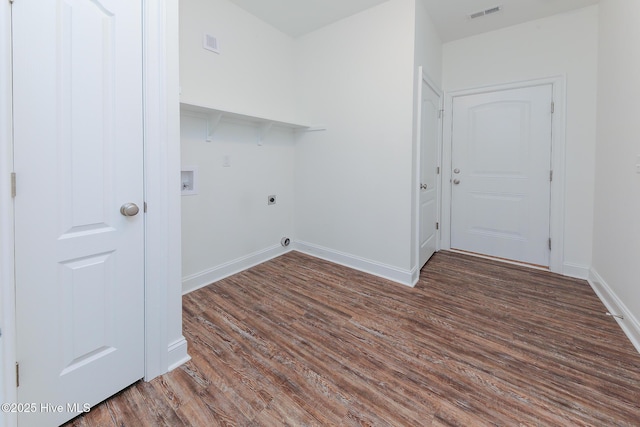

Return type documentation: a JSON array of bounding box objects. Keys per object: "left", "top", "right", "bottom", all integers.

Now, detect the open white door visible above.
[
  {"left": 418, "top": 74, "right": 441, "bottom": 268},
  {"left": 13, "top": 1, "right": 144, "bottom": 425},
  {"left": 450, "top": 84, "right": 553, "bottom": 267}
]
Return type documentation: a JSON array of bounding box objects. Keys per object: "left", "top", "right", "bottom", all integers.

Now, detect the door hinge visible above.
[
  {"left": 11, "top": 172, "right": 16, "bottom": 197},
  {"left": 436, "top": 166, "right": 440, "bottom": 175},
  {"left": 438, "top": 109, "right": 444, "bottom": 119},
  {"left": 436, "top": 222, "right": 440, "bottom": 230},
  {"left": 143, "top": 201, "right": 147, "bottom": 213},
  {"left": 16, "top": 362, "right": 19, "bottom": 387},
  {"left": 548, "top": 238, "right": 552, "bottom": 251},
  {"left": 9, "top": 0, "right": 14, "bottom": 4},
  {"left": 550, "top": 170, "right": 553, "bottom": 182},
  {"left": 551, "top": 102, "right": 555, "bottom": 114}
]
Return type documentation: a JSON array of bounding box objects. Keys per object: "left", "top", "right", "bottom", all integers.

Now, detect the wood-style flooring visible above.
[{"left": 65, "top": 251, "right": 640, "bottom": 426}]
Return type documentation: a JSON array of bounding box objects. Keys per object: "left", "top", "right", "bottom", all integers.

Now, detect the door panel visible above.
[
  {"left": 59, "top": 252, "right": 117, "bottom": 375},
  {"left": 13, "top": 1, "right": 144, "bottom": 425},
  {"left": 451, "top": 85, "right": 552, "bottom": 266},
  {"left": 418, "top": 78, "right": 440, "bottom": 268}
]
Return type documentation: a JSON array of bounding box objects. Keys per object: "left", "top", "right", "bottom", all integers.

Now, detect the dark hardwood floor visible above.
[{"left": 66, "top": 251, "right": 640, "bottom": 426}]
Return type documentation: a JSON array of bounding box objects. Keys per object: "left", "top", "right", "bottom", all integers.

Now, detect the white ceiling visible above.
[
  {"left": 227, "top": 0, "right": 389, "bottom": 38},
  {"left": 227, "top": 0, "right": 599, "bottom": 41},
  {"left": 422, "top": 0, "right": 599, "bottom": 42}
]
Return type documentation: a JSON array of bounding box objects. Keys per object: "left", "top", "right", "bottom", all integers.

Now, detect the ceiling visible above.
[
  {"left": 227, "top": 0, "right": 599, "bottom": 41},
  {"left": 422, "top": 0, "right": 599, "bottom": 42},
  {"left": 227, "top": 0, "right": 389, "bottom": 38}
]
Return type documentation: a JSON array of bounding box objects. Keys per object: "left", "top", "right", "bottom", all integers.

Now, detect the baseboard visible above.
[
  {"left": 167, "top": 336, "right": 190, "bottom": 371},
  {"left": 294, "top": 240, "right": 416, "bottom": 287},
  {"left": 588, "top": 268, "right": 640, "bottom": 354},
  {"left": 182, "top": 244, "right": 292, "bottom": 294},
  {"left": 562, "top": 262, "right": 590, "bottom": 279},
  {"left": 410, "top": 266, "right": 420, "bottom": 287}
]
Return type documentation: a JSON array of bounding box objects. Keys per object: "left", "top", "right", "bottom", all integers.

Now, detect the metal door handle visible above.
[
  {"left": 453, "top": 179, "right": 460, "bottom": 185},
  {"left": 120, "top": 203, "right": 140, "bottom": 217}
]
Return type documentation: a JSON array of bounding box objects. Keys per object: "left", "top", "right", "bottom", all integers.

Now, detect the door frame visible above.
[
  {"left": 0, "top": 2, "right": 185, "bottom": 426},
  {"left": 414, "top": 66, "right": 443, "bottom": 273},
  {"left": 441, "top": 76, "right": 566, "bottom": 274}
]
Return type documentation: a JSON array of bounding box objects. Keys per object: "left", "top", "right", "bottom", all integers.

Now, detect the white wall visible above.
[
  {"left": 293, "top": 0, "right": 418, "bottom": 281},
  {"left": 442, "top": 6, "right": 599, "bottom": 276},
  {"left": 179, "top": 0, "right": 297, "bottom": 123},
  {"left": 590, "top": 0, "right": 640, "bottom": 347},
  {"left": 179, "top": 0, "right": 444, "bottom": 287},
  {"left": 414, "top": 0, "right": 442, "bottom": 87},
  {"left": 180, "top": 116, "right": 296, "bottom": 292},
  {"left": 179, "top": 0, "right": 299, "bottom": 293}
]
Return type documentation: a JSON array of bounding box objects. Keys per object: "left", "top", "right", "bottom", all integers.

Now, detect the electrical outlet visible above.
[{"left": 268, "top": 195, "right": 276, "bottom": 205}]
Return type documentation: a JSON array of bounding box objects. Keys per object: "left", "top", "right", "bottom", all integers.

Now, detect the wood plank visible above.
[{"left": 64, "top": 251, "right": 640, "bottom": 426}]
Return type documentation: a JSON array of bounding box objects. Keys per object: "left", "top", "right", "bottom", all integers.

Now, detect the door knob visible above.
[
  {"left": 120, "top": 203, "right": 140, "bottom": 217},
  {"left": 453, "top": 179, "right": 460, "bottom": 185}
]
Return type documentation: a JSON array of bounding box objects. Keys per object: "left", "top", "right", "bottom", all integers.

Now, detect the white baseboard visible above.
[
  {"left": 167, "top": 337, "right": 190, "bottom": 371},
  {"left": 410, "top": 266, "right": 420, "bottom": 287},
  {"left": 562, "top": 262, "right": 590, "bottom": 279},
  {"left": 182, "top": 244, "right": 292, "bottom": 294},
  {"left": 588, "top": 268, "right": 640, "bottom": 354},
  {"left": 294, "top": 240, "right": 416, "bottom": 287}
]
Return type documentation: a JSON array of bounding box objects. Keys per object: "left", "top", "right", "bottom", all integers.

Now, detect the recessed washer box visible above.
[{"left": 181, "top": 167, "right": 198, "bottom": 196}]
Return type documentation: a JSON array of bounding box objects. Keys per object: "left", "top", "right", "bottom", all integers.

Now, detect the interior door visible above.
[
  {"left": 13, "top": 1, "right": 144, "bottom": 425},
  {"left": 450, "top": 84, "right": 552, "bottom": 267},
  {"left": 418, "top": 76, "right": 441, "bottom": 268}
]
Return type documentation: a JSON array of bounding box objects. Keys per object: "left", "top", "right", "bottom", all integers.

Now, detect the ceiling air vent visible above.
[{"left": 469, "top": 5, "right": 502, "bottom": 19}]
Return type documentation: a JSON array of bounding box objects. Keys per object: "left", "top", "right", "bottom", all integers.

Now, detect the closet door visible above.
[{"left": 13, "top": 1, "right": 145, "bottom": 425}]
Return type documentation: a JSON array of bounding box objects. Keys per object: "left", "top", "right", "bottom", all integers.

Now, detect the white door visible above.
[
  {"left": 418, "top": 76, "right": 441, "bottom": 268},
  {"left": 13, "top": 1, "right": 144, "bottom": 426},
  {"left": 450, "top": 85, "right": 552, "bottom": 267}
]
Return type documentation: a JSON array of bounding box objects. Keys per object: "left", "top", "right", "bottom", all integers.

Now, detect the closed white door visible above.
[
  {"left": 450, "top": 85, "right": 552, "bottom": 267},
  {"left": 13, "top": 1, "right": 145, "bottom": 425},
  {"left": 418, "top": 77, "right": 440, "bottom": 268}
]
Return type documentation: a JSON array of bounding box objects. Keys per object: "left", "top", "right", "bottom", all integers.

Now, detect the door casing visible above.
[
  {"left": 0, "top": 2, "right": 185, "bottom": 426},
  {"left": 414, "top": 66, "right": 442, "bottom": 272},
  {"left": 441, "top": 76, "right": 566, "bottom": 274}
]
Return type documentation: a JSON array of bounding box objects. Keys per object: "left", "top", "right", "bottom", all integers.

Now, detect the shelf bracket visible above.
[
  {"left": 206, "top": 111, "right": 223, "bottom": 142},
  {"left": 257, "top": 122, "right": 273, "bottom": 146}
]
